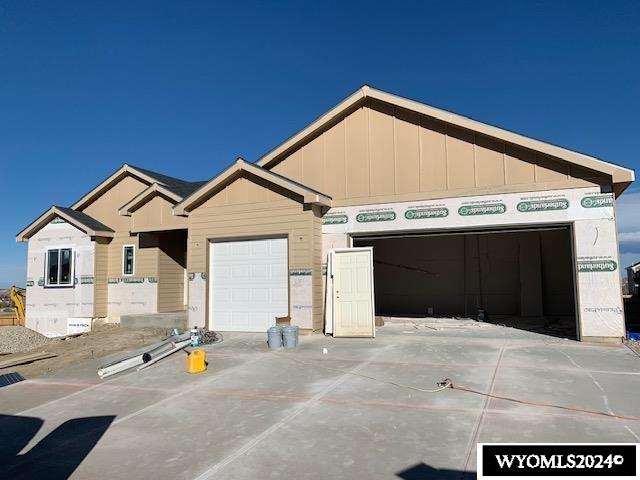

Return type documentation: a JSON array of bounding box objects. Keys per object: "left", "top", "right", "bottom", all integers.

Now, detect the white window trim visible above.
[
  {"left": 44, "top": 247, "right": 75, "bottom": 288},
  {"left": 122, "top": 244, "right": 135, "bottom": 276}
]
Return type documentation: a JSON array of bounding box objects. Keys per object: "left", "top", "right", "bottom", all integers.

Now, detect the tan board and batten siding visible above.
[
  {"left": 271, "top": 99, "right": 607, "bottom": 204},
  {"left": 158, "top": 232, "right": 187, "bottom": 312},
  {"left": 131, "top": 194, "right": 187, "bottom": 232},
  {"left": 187, "top": 176, "right": 324, "bottom": 330},
  {"left": 128, "top": 190, "right": 188, "bottom": 312},
  {"left": 81, "top": 175, "right": 159, "bottom": 278},
  {"left": 93, "top": 238, "right": 109, "bottom": 317}
]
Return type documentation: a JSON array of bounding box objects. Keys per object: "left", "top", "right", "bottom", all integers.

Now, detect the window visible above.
[
  {"left": 123, "top": 245, "right": 135, "bottom": 276},
  {"left": 45, "top": 248, "right": 74, "bottom": 287}
]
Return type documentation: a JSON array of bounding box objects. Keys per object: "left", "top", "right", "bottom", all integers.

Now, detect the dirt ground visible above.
[{"left": 0, "top": 324, "right": 170, "bottom": 379}]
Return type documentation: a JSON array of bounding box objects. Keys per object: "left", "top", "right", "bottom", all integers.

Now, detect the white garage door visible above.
[{"left": 209, "top": 237, "right": 288, "bottom": 332}]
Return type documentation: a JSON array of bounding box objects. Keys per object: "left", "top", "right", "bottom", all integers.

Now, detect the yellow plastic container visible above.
[{"left": 186, "top": 349, "right": 207, "bottom": 374}]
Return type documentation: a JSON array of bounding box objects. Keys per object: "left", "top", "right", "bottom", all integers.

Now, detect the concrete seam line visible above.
[
  {"left": 10, "top": 356, "right": 269, "bottom": 470},
  {"left": 625, "top": 343, "right": 640, "bottom": 358},
  {"left": 554, "top": 347, "right": 640, "bottom": 442},
  {"left": 12, "top": 335, "right": 251, "bottom": 417},
  {"left": 113, "top": 353, "right": 269, "bottom": 426},
  {"left": 193, "top": 345, "right": 393, "bottom": 480},
  {"left": 5, "top": 349, "right": 273, "bottom": 470},
  {"left": 13, "top": 366, "right": 139, "bottom": 416},
  {"left": 461, "top": 344, "right": 506, "bottom": 476}
]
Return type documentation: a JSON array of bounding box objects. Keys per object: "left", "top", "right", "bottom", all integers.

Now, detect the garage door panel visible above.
[
  {"left": 231, "top": 242, "right": 250, "bottom": 257},
  {"left": 230, "top": 312, "right": 249, "bottom": 331},
  {"left": 215, "top": 288, "right": 232, "bottom": 303},
  {"left": 214, "top": 242, "right": 231, "bottom": 256},
  {"left": 270, "top": 239, "right": 287, "bottom": 256},
  {"left": 272, "top": 264, "right": 288, "bottom": 279},
  {"left": 210, "top": 237, "right": 288, "bottom": 332},
  {"left": 230, "top": 264, "right": 249, "bottom": 279},
  {"left": 272, "top": 287, "right": 288, "bottom": 302},
  {"left": 252, "top": 288, "right": 269, "bottom": 303},
  {"left": 213, "top": 265, "right": 231, "bottom": 281},
  {"left": 215, "top": 311, "right": 231, "bottom": 330},
  {"left": 231, "top": 288, "right": 250, "bottom": 303},
  {"left": 252, "top": 264, "right": 269, "bottom": 279}
]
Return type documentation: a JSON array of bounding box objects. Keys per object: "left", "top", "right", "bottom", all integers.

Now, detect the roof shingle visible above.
[
  {"left": 53, "top": 206, "right": 114, "bottom": 233},
  {"left": 129, "top": 165, "right": 206, "bottom": 198}
]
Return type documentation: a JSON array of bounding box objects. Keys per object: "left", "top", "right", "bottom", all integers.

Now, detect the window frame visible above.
[
  {"left": 44, "top": 247, "right": 75, "bottom": 288},
  {"left": 122, "top": 244, "right": 135, "bottom": 276}
]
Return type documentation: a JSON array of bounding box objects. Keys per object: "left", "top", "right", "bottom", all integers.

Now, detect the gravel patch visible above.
[{"left": 0, "top": 326, "right": 52, "bottom": 354}]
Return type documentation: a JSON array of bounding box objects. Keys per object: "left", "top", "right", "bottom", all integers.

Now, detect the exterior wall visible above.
[
  {"left": 93, "top": 238, "right": 109, "bottom": 317},
  {"left": 106, "top": 231, "right": 160, "bottom": 316},
  {"left": 80, "top": 174, "right": 160, "bottom": 316},
  {"left": 188, "top": 273, "right": 206, "bottom": 327},
  {"left": 186, "top": 176, "right": 320, "bottom": 330},
  {"left": 107, "top": 279, "right": 158, "bottom": 316},
  {"left": 132, "top": 194, "right": 187, "bottom": 232},
  {"left": 271, "top": 100, "right": 608, "bottom": 207},
  {"left": 574, "top": 218, "right": 625, "bottom": 340},
  {"left": 158, "top": 232, "right": 187, "bottom": 312},
  {"left": 321, "top": 186, "right": 624, "bottom": 341},
  {"left": 25, "top": 220, "right": 95, "bottom": 337},
  {"left": 81, "top": 175, "right": 149, "bottom": 231},
  {"left": 311, "top": 206, "right": 323, "bottom": 329},
  {"left": 321, "top": 232, "right": 350, "bottom": 328}
]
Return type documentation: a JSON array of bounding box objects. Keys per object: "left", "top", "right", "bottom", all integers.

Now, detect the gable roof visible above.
[
  {"left": 71, "top": 164, "right": 203, "bottom": 210},
  {"left": 256, "top": 85, "right": 635, "bottom": 195},
  {"left": 129, "top": 165, "right": 206, "bottom": 197},
  {"left": 16, "top": 206, "right": 115, "bottom": 242},
  {"left": 174, "top": 158, "right": 332, "bottom": 215},
  {"left": 118, "top": 181, "right": 205, "bottom": 216}
]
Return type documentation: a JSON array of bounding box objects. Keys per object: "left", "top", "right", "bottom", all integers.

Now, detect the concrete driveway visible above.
[{"left": 1, "top": 321, "right": 639, "bottom": 479}]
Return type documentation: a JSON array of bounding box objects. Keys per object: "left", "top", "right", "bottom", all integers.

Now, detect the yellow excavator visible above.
[{"left": 8, "top": 286, "right": 26, "bottom": 326}]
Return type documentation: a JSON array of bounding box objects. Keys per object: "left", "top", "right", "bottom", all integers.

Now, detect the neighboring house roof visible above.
[
  {"left": 256, "top": 85, "right": 635, "bottom": 195},
  {"left": 174, "top": 158, "right": 332, "bottom": 215},
  {"left": 118, "top": 181, "right": 205, "bottom": 216},
  {"left": 71, "top": 164, "right": 203, "bottom": 210},
  {"left": 16, "top": 206, "right": 115, "bottom": 242}
]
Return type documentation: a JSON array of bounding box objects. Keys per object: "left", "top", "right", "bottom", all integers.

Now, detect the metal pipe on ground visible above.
[
  {"left": 97, "top": 332, "right": 190, "bottom": 378},
  {"left": 136, "top": 339, "right": 191, "bottom": 371}
]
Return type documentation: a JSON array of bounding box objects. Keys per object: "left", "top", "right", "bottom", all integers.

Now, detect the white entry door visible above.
[
  {"left": 209, "top": 237, "right": 288, "bottom": 332},
  {"left": 332, "top": 248, "right": 375, "bottom": 337}
]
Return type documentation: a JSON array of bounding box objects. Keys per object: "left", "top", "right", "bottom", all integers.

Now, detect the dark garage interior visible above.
[{"left": 353, "top": 226, "right": 577, "bottom": 338}]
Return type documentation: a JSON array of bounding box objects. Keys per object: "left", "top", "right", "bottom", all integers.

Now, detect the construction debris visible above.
[
  {"left": 0, "top": 352, "right": 57, "bottom": 369},
  {"left": 97, "top": 332, "right": 191, "bottom": 378},
  {"left": 0, "top": 372, "right": 25, "bottom": 387},
  {"left": 195, "top": 328, "right": 223, "bottom": 345},
  {"left": 136, "top": 338, "right": 191, "bottom": 371}
]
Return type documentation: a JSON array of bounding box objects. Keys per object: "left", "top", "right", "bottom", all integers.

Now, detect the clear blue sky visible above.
[{"left": 1, "top": 0, "right": 639, "bottom": 287}]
